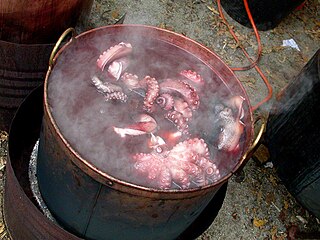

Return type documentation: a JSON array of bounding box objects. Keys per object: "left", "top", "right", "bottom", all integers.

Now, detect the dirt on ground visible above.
[{"left": 1, "top": 0, "right": 320, "bottom": 239}]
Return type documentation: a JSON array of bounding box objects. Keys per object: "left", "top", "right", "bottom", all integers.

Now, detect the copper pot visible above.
[{"left": 37, "top": 25, "right": 264, "bottom": 240}]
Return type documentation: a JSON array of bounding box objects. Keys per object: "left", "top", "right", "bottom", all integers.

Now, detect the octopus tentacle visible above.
[
  {"left": 133, "top": 153, "right": 172, "bottom": 189},
  {"left": 170, "top": 138, "right": 209, "bottom": 160},
  {"left": 160, "top": 79, "right": 200, "bottom": 110},
  {"left": 133, "top": 137, "right": 219, "bottom": 189},
  {"left": 143, "top": 76, "right": 160, "bottom": 112},
  {"left": 165, "top": 110, "right": 189, "bottom": 135},
  {"left": 96, "top": 42, "right": 132, "bottom": 71},
  {"left": 105, "top": 92, "right": 128, "bottom": 102},
  {"left": 134, "top": 154, "right": 159, "bottom": 182},
  {"left": 121, "top": 72, "right": 140, "bottom": 90},
  {"left": 158, "top": 168, "right": 172, "bottom": 189},
  {"left": 107, "top": 57, "right": 130, "bottom": 80},
  {"left": 179, "top": 69, "right": 205, "bottom": 85},
  {"left": 92, "top": 75, "right": 123, "bottom": 93},
  {"left": 197, "top": 157, "right": 219, "bottom": 176},
  {"left": 180, "top": 162, "right": 205, "bottom": 184},
  {"left": 133, "top": 153, "right": 152, "bottom": 172},
  {"left": 173, "top": 98, "right": 192, "bottom": 118},
  {"left": 156, "top": 93, "right": 174, "bottom": 111},
  {"left": 188, "top": 138, "right": 210, "bottom": 158},
  {"left": 170, "top": 138, "right": 217, "bottom": 178},
  {"left": 92, "top": 75, "right": 127, "bottom": 102},
  {"left": 168, "top": 166, "right": 190, "bottom": 189}
]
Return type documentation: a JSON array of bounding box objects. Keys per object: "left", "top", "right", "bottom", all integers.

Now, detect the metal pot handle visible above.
[
  {"left": 48, "top": 28, "right": 76, "bottom": 70},
  {"left": 236, "top": 116, "right": 266, "bottom": 172}
]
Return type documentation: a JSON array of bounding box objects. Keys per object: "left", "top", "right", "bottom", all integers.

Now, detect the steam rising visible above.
[{"left": 47, "top": 27, "right": 250, "bottom": 189}]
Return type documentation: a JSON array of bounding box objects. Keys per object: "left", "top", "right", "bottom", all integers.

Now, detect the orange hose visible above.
[
  {"left": 216, "top": 0, "right": 273, "bottom": 111},
  {"left": 216, "top": 0, "right": 261, "bottom": 70}
]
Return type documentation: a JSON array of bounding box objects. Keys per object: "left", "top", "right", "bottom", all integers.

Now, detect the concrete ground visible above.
[{"left": 1, "top": 0, "right": 320, "bottom": 239}]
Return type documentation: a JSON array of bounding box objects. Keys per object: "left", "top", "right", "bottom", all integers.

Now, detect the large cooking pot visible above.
[{"left": 37, "top": 25, "right": 265, "bottom": 240}]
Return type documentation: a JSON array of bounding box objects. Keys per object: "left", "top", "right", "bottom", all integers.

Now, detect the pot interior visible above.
[{"left": 45, "top": 25, "right": 253, "bottom": 190}]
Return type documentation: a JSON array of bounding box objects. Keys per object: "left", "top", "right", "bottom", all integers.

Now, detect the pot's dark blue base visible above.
[{"left": 6, "top": 84, "right": 227, "bottom": 240}]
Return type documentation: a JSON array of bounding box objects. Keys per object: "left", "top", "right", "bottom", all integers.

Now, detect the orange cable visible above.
[
  {"left": 216, "top": 0, "right": 273, "bottom": 111},
  {"left": 217, "top": 0, "right": 261, "bottom": 71}
]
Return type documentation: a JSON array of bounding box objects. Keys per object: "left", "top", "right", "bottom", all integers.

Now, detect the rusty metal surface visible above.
[
  {"left": 36, "top": 25, "right": 254, "bottom": 239},
  {"left": 0, "top": 0, "right": 94, "bottom": 44},
  {"left": 3, "top": 85, "right": 82, "bottom": 240},
  {"left": 266, "top": 49, "right": 320, "bottom": 219},
  {"left": 0, "top": 40, "right": 54, "bottom": 131},
  {"left": 0, "top": 0, "right": 94, "bottom": 131},
  {"left": 38, "top": 115, "right": 223, "bottom": 239},
  {"left": 177, "top": 182, "right": 228, "bottom": 240},
  {"left": 3, "top": 84, "right": 228, "bottom": 240}
]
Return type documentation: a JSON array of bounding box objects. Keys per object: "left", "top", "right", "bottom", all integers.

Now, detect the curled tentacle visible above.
[
  {"left": 92, "top": 75, "right": 123, "bottom": 93},
  {"left": 96, "top": 42, "right": 132, "bottom": 71},
  {"left": 171, "top": 138, "right": 219, "bottom": 182},
  {"left": 160, "top": 79, "right": 200, "bottom": 110},
  {"left": 156, "top": 93, "right": 174, "bottom": 111},
  {"left": 92, "top": 75, "right": 127, "bottom": 102}
]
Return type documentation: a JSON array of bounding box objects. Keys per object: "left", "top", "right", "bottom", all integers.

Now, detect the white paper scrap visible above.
[{"left": 282, "top": 39, "right": 301, "bottom": 51}]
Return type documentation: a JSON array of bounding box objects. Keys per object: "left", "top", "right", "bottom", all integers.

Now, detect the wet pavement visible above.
[{"left": 1, "top": 0, "right": 320, "bottom": 239}]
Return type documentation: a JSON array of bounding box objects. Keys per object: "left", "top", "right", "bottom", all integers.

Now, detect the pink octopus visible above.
[
  {"left": 133, "top": 137, "right": 220, "bottom": 189},
  {"left": 92, "top": 42, "right": 246, "bottom": 190}
]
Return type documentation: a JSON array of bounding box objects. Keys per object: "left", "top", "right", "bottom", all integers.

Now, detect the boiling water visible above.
[{"left": 47, "top": 32, "right": 246, "bottom": 189}]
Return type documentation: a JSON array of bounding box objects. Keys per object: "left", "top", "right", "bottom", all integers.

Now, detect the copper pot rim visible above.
[{"left": 43, "top": 24, "right": 254, "bottom": 195}]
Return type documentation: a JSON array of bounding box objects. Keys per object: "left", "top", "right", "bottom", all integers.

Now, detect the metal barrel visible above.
[
  {"left": 0, "top": 0, "right": 94, "bottom": 131},
  {"left": 266, "top": 49, "right": 320, "bottom": 218},
  {"left": 4, "top": 85, "right": 81, "bottom": 240},
  {"left": 220, "top": 0, "right": 305, "bottom": 31},
  {"left": 0, "top": 40, "right": 54, "bottom": 131},
  {"left": 0, "top": 0, "right": 93, "bottom": 44}
]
